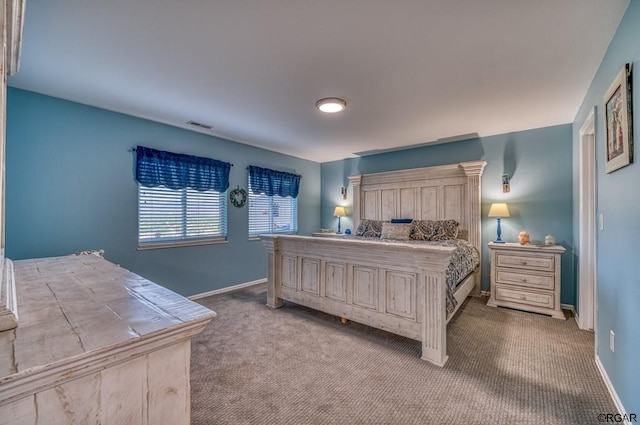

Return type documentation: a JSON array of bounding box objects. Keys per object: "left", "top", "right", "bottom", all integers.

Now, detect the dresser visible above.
[
  {"left": 487, "top": 242, "right": 565, "bottom": 319},
  {"left": 0, "top": 255, "right": 216, "bottom": 425}
]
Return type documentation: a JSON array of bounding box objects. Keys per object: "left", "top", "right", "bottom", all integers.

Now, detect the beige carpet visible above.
[{"left": 191, "top": 284, "right": 615, "bottom": 424}]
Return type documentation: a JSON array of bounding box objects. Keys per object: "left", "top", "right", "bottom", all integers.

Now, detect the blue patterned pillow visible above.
[
  {"left": 355, "top": 219, "right": 370, "bottom": 236},
  {"left": 355, "top": 219, "right": 384, "bottom": 237},
  {"left": 410, "top": 219, "right": 459, "bottom": 241}
]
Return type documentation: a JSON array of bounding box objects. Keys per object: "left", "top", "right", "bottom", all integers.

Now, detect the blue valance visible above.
[
  {"left": 135, "top": 145, "right": 231, "bottom": 192},
  {"left": 249, "top": 165, "right": 301, "bottom": 198}
]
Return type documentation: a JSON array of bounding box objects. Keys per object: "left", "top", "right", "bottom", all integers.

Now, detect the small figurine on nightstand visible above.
[
  {"left": 518, "top": 231, "right": 530, "bottom": 245},
  {"left": 545, "top": 234, "right": 556, "bottom": 246}
]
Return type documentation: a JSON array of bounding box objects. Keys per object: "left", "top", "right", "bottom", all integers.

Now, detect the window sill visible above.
[
  {"left": 138, "top": 238, "right": 228, "bottom": 250},
  {"left": 248, "top": 232, "right": 297, "bottom": 241}
]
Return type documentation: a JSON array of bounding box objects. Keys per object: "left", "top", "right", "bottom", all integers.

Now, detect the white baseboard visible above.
[
  {"left": 187, "top": 278, "right": 266, "bottom": 301},
  {"left": 560, "top": 304, "right": 578, "bottom": 323},
  {"left": 560, "top": 303, "right": 575, "bottom": 314},
  {"left": 572, "top": 310, "right": 594, "bottom": 331},
  {"left": 559, "top": 304, "right": 587, "bottom": 328},
  {"left": 595, "top": 355, "right": 631, "bottom": 424}
]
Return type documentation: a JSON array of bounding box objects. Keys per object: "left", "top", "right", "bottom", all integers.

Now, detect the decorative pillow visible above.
[
  {"left": 390, "top": 218, "right": 413, "bottom": 224},
  {"left": 411, "top": 220, "right": 435, "bottom": 240},
  {"left": 380, "top": 222, "right": 412, "bottom": 240},
  {"left": 365, "top": 220, "right": 383, "bottom": 237},
  {"left": 355, "top": 219, "right": 384, "bottom": 238},
  {"left": 411, "top": 219, "right": 459, "bottom": 241},
  {"left": 355, "top": 219, "right": 370, "bottom": 236},
  {"left": 437, "top": 220, "right": 460, "bottom": 240}
]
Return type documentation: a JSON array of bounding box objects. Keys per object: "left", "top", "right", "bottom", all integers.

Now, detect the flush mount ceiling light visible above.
[{"left": 316, "top": 97, "right": 347, "bottom": 113}]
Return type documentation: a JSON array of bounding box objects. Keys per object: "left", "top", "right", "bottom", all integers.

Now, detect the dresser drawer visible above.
[
  {"left": 495, "top": 268, "right": 555, "bottom": 290},
  {"left": 495, "top": 285, "right": 554, "bottom": 309},
  {"left": 495, "top": 252, "right": 554, "bottom": 272}
]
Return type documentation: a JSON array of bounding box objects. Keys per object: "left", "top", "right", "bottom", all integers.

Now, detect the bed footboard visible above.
[{"left": 261, "top": 235, "right": 457, "bottom": 366}]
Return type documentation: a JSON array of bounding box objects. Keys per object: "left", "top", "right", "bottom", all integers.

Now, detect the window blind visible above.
[
  {"left": 248, "top": 178, "right": 298, "bottom": 238},
  {"left": 136, "top": 147, "right": 230, "bottom": 248}
]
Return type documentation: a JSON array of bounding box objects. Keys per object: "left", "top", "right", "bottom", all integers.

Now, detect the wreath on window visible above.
[{"left": 230, "top": 186, "right": 248, "bottom": 208}]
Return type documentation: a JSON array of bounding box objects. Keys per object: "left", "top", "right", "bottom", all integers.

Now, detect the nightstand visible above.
[{"left": 487, "top": 242, "right": 566, "bottom": 319}]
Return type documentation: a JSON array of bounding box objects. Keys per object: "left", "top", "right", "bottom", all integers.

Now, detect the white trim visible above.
[
  {"left": 6, "top": 0, "right": 26, "bottom": 76},
  {"left": 562, "top": 303, "right": 583, "bottom": 328},
  {"left": 560, "top": 303, "right": 577, "bottom": 315},
  {"left": 138, "top": 237, "right": 228, "bottom": 250},
  {"left": 560, "top": 304, "right": 585, "bottom": 328},
  {"left": 595, "top": 355, "right": 631, "bottom": 423},
  {"left": 578, "top": 108, "right": 597, "bottom": 331},
  {"left": 0, "top": 259, "right": 18, "bottom": 331},
  {"left": 188, "top": 278, "right": 267, "bottom": 300}
]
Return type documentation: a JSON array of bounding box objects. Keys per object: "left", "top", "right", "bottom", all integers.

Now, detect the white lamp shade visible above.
[
  {"left": 488, "top": 203, "right": 510, "bottom": 217},
  {"left": 333, "top": 206, "right": 346, "bottom": 217}
]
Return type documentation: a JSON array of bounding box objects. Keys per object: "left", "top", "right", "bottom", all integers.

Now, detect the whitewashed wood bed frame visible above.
[{"left": 261, "top": 160, "right": 486, "bottom": 366}]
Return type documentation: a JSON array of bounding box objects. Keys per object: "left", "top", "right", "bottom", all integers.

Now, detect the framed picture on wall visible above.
[{"left": 603, "top": 63, "right": 633, "bottom": 173}]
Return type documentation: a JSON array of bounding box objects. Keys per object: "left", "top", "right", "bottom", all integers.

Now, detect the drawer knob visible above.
[
  {"left": 521, "top": 261, "right": 528, "bottom": 265},
  {"left": 520, "top": 278, "right": 527, "bottom": 283}
]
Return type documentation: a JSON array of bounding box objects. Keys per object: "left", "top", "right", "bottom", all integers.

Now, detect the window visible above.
[
  {"left": 138, "top": 185, "right": 227, "bottom": 247},
  {"left": 247, "top": 165, "right": 301, "bottom": 238},
  {"left": 248, "top": 179, "right": 298, "bottom": 238},
  {"left": 135, "top": 146, "right": 231, "bottom": 248}
]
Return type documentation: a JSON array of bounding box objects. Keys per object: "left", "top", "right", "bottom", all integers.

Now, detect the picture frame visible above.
[{"left": 603, "top": 63, "right": 633, "bottom": 173}]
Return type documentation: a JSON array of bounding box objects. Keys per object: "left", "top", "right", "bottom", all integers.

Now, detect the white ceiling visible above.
[{"left": 8, "top": 0, "right": 629, "bottom": 163}]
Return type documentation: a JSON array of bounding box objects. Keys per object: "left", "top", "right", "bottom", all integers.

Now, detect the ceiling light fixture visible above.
[{"left": 316, "top": 97, "right": 347, "bottom": 113}]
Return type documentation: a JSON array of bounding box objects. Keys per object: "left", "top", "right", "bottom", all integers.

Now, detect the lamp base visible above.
[{"left": 493, "top": 217, "right": 506, "bottom": 244}]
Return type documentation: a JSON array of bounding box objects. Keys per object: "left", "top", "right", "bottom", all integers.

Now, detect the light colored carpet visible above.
[{"left": 191, "top": 284, "right": 615, "bottom": 424}]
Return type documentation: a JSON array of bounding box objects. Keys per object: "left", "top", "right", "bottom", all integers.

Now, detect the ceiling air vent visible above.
[{"left": 187, "top": 120, "right": 214, "bottom": 130}]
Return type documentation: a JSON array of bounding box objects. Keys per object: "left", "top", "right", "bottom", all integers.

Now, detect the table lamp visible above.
[
  {"left": 333, "top": 206, "right": 346, "bottom": 234},
  {"left": 488, "top": 203, "right": 510, "bottom": 243}
]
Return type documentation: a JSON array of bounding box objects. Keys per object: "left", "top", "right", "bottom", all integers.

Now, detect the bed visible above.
[{"left": 260, "top": 160, "right": 486, "bottom": 366}]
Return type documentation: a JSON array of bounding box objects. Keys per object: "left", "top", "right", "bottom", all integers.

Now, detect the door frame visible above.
[{"left": 577, "top": 108, "right": 596, "bottom": 332}]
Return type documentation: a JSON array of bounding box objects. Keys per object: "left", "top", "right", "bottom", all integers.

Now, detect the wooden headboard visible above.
[{"left": 347, "top": 161, "right": 487, "bottom": 254}]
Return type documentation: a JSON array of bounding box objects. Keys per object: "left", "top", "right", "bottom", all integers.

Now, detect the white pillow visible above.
[{"left": 380, "top": 222, "right": 412, "bottom": 240}]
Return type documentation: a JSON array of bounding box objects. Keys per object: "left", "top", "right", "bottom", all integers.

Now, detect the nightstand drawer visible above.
[
  {"left": 495, "top": 252, "right": 554, "bottom": 272},
  {"left": 495, "top": 285, "right": 554, "bottom": 309},
  {"left": 495, "top": 269, "right": 555, "bottom": 290}
]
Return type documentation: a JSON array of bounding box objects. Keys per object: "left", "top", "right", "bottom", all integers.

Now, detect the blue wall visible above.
[
  {"left": 321, "top": 125, "right": 574, "bottom": 302},
  {"left": 6, "top": 88, "right": 321, "bottom": 297},
  {"left": 7, "top": 88, "right": 575, "bottom": 303},
  {"left": 572, "top": 1, "right": 639, "bottom": 413}
]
